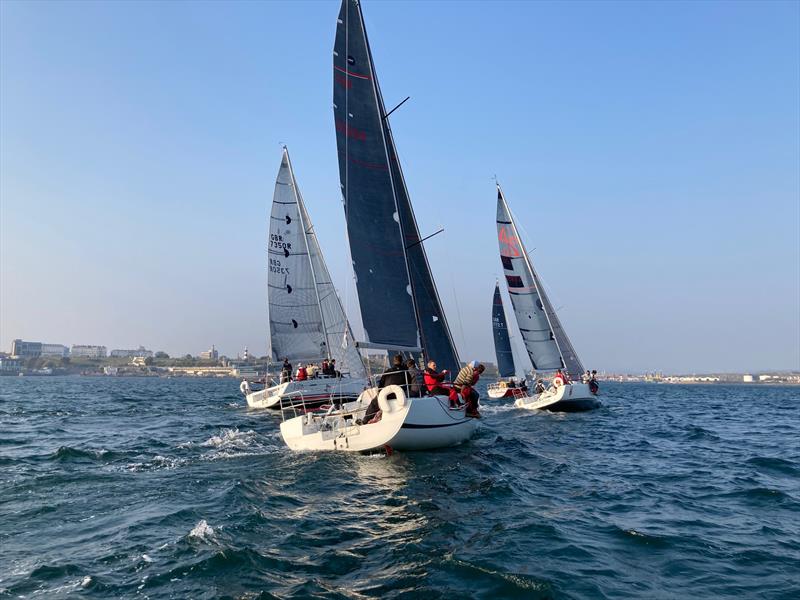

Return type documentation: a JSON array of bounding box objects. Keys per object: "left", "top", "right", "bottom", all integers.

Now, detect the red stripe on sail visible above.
[
  {"left": 335, "top": 119, "right": 366, "bottom": 141},
  {"left": 334, "top": 65, "right": 371, "bottom": 80}
]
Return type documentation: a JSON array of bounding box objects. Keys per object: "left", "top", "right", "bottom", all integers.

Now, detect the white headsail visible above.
[{"left": 267, "top": 148, "right": 366, "bottom": 378}]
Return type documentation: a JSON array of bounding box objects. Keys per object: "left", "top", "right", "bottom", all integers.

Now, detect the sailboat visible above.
[
  {"left": 495, "top": 184, "right": 600, "bottom": 412},
  {"left": 279, "top": 0, "right": 477, "bottom": 451},
  {"left": 486, "top": 282, "right": 529, "bottom": 399},
  {"left": 241, "top": 147, "right": 368, "bottom": 409}
]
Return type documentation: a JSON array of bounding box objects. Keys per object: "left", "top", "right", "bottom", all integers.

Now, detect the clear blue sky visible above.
[{"left": 1, "top": 0, "right": 798, "bottom": 373}]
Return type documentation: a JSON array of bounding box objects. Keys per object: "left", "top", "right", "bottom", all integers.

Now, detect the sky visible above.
[{"left": 1, "top": 0, "right": 798, "bottom": 373}]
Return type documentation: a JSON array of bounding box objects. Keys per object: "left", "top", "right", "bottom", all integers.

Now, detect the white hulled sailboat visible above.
[
  {"left": 279, "top": 0, "right": 477, "bottom": 451},
  {"left": 486, "top": 282, "right": 529, "bottom": 399},
  {"left": 242, "top": 147, "right": 368, "bottom": 409},
  {"left": 496, "top": 184, "right": 600, "bottom": 412}
]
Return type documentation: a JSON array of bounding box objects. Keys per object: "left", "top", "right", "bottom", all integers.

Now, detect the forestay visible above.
[
  {"left": 492, "top": 283, "right": 516, "bottom": 378},
  {"left": 333, "top": 0, "right": 460, "bottom": 373},
  {"left": 268, "top": 148, "right": 366, "bottom": 378},
  {"left": 496, "top": 185, "right": 585, "bottom": 378}
]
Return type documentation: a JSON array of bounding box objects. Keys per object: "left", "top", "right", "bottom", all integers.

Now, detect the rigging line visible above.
[
  {"left": 382, "top": 95, "right": 410, "bottom": 120},
  {"left": 405, "top": 228, "right": 444, "bottom": 251}
]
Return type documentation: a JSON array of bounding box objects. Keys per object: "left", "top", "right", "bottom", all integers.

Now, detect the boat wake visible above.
[{"left": 200, "top": 428, "right": 279, "bottom": 460}]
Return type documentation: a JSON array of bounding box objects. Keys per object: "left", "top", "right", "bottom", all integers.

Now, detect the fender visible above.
[{"left": 377, "top": 385, "right": 406, "bottom": 414}]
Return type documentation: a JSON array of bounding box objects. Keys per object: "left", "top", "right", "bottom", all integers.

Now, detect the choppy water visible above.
[{"left": 1, "top": 377, "right": 798, "bottom": 599}]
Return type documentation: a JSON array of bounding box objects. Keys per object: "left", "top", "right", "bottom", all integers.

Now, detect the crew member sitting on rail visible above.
[
  {"left": 553, "top": 368, "right": 566, "bottom": 388},
  {"left": 296, "top": 365, "right": 308, "bottom": 381},
  {"left": 454, "top": 362, "right": 484, "bottom": 417},
  {"left": 423, "top": 360, "right": 451, "bottom": 396},
  {"left": 307, "top": 363, "right": 319, "bottom": 379},
  {"left": 321, "top": 359, "right": 330, "bottom": 376}
]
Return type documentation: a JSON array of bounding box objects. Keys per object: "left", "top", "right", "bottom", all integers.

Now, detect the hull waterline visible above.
[{"left": 514, "top": 383, "right": 600, "bottom": 412}]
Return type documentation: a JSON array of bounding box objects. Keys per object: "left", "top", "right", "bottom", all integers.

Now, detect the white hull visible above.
[
  {"left": 514, "top": 383, "right": 600, "bottom": 412},
  {"left": 244, "top": 377, "right": 367, "bottom": 410},
  {"left": 280, "top": 386, "right": 478, "bottom": 452},
  {"left": 487, "top": 380, "right": 527, "bottom": 399}
]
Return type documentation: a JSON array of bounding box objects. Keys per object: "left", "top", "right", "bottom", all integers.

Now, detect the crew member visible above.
[
  {"left": 423, "top": 360, "right": 451, "bottom": 396},
  {"left": 296, "top": 364, "right": 308, "bottom": 381},
  {"left": 454, "top": 361, "right": 484, "bottom": 417},
  {"left": 379, "top": 355, "right": 407, "bottom": 388},
  {"left": 405, "top": 359, "right": 423, "bottom": 397}
]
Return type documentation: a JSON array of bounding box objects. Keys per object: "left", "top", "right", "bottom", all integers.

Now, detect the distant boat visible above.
[
  {"left": 280, "top": 0, "right": 477, "bottom": 452},
  {"left": 495, "top": 184, "right": 599, "bottom": 412},
  {"left": 242, "top": 147, "right": 368, "bottom": 409},
  {"left": 487, "top": 282, "right": 529, "bottom": 399}
]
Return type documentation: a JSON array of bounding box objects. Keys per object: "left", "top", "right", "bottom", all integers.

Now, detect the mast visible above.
[
  {"left": 351, "top": 0, "right": 460, "bottom": 371},
  {"left": 498, "top": 185, "right": 565, "bottom": 364},
  {"left": 333, "top": 0, "right": 460, "bottom": 372},
  {"left": 333, "top": 0, "right": 420, "bottom": 351}
]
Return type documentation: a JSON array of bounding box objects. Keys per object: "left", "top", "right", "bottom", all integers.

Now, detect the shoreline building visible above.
[
  {"left": 199, "top": 345, "right": 219, "bottom": 361},
  {"left": 11, "top": 339, "right": 69, "bottom": 358},
  {"left": 110, "top": 346, "right": 153, "bottom": 358},
  {"left": 71, "top": 345, "right": 108, "bottom": 359}
]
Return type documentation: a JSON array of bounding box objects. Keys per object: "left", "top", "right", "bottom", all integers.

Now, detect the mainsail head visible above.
[
  {"left": 333, "top": 0, "right": 460, "bottom": 373},
  {"left": 496, "top": 184, "right": 584, "bottom": 378}
]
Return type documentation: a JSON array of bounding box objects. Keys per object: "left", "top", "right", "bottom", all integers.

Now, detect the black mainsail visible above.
[
  {"left": 492, "top": 282, "right": 516, "bottom": 378},
  {"left": 333, "top": 0, "right": 460, "bottom": 373}
]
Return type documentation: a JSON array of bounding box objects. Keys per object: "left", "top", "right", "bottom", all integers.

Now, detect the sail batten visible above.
[
  {"left": 496, "top": 185, "right": 585, "bottom": 379},
  {"left": 333, "top": 0, "right": 460, "bottom": 372}
]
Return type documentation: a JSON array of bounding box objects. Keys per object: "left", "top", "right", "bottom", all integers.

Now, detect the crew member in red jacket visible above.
[
  {"left": 423, "top": 360, "right": 451, "bottom": 396},
  {"left": 296, "top": 365, "right": 308, "bottom": 381}
]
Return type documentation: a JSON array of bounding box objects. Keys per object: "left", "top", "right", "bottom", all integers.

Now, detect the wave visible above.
[
  {"left": 187, "top": 519, "right": 217, "bottom": 543},
  {"left": 50, "top": 446, "right": 120, "bottom": 462},
  {"left": 746, "top": 456, "right": 800, "bottom": 476},
  {"left": 440, "top": 554, "right": 555, "bottom": 598},
  {"left": 125, "top": 454, "right": 188, "bottom": 472},
  {"left": 199, "top": 428, "right": 278, "bottom": 460}
]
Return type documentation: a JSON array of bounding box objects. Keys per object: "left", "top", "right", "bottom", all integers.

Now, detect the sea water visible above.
[{"left": 1, "top": 377, "right": 798, "bottom": 598}]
